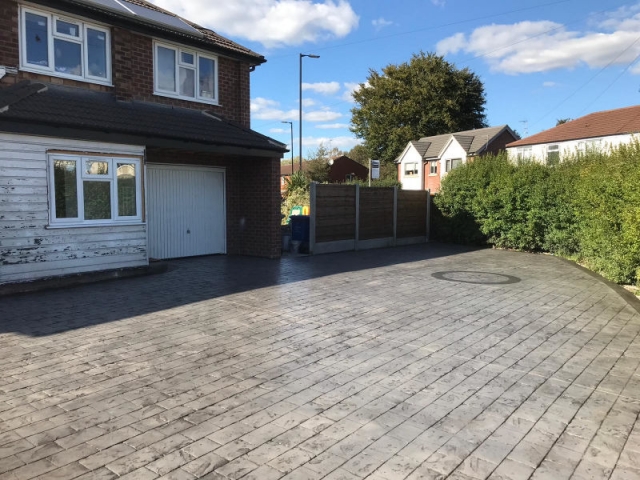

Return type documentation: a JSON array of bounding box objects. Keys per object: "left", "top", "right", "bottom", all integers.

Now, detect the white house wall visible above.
[
  {"left": 506, "top": 133, "right": 638, "bottom": 163},
  {"left": 0, "top": 133, "right": 147, "bottom": 284},
  {"left": 399, "top": 146, "right": 424, "bottom": 191},
  {"left": 439, "top": 139, "right": 468, "bottom": 179}
]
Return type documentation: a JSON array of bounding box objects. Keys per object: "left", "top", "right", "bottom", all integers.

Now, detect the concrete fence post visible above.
[
  {"left": 309, "top": 182, "right": 317, "bottom": 254},
  {"left": 354, "top": 183, "right": 360, "bottom": 251},
  {"left": 393, "top": 186, "right": 398, "bottom": 246},
  {"left": 426, "top": 189, "right": 431, "bottom": 242}
]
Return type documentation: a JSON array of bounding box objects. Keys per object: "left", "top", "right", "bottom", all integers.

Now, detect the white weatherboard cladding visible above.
[
  {"left": 506, "top": 133, "right": 639, "bottom": 163},
  {"left": 0, "top": 133, "right": 146, "bottom": 284},
  {"left": 146, "top": 164, "right": 225, "bottom": 259},
  {"left": 399, "top": 145, "right": 424, "bottom": 191},
  {"left": 439, "top": 139, "right": 468, "bottom": 179}
]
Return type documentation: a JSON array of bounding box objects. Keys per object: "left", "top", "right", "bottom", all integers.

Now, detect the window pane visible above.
[
  {"left": 87, "top": 28, "right": 107, "bottom": 78},
  {"left": 53, "top": 160, "right": 78, "bottom": 218},
  {"left": 56, "top": 19, "right": 80, "bottom": 37},
  {"left": 547, "top": 152, "right": 560, "bottom": 166},
  {"left": 451, "top": 159, "right": 462, "bottom": 169},
  {"left": 54, "top": 38, "right": 82, "bottom": 76},
  {"left": 83, "top": 181, "right": 112, "bottom": 220},
  {"left": 117, "top": 163, "right": 137, "bottom": 217},
  {"left": 25, "top": 12, "right": 49, "bottom": 67},
  {"left": 179, "top": 67, "right": 195, "bottom": 97},
  {"left": 85, "top": 160, "right": 109, "bottom": 175},
  {"left": 181, "top": 51, "right": 194, "bottom": 64},
  {"left": 157, "top": 46, "right": 176, "bottom": 91},
  {"left": 199, "top": 57, "right": 215, "bottom": 99}
]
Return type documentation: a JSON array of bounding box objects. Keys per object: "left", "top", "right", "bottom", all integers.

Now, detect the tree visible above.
[
  {"left": 556, "top": 118, "right": 572, "bottom": 126},
  {"left": 346, "top": 144, "right": 369, "bottom": 166},
  {"left": 305, "top": 143, "right": 332, "bottom": 182},
  {"left": 350, "top": 52, "right": 487, "bottom": 164}
]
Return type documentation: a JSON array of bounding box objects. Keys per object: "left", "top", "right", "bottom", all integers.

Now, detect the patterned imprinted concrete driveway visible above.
[{"left": 1, "top": 244, "right": 640, "bottom": 480}]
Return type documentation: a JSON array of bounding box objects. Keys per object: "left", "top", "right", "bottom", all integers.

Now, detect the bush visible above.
[{"left": 433, "top": 143, "right": 640, "bottom": 285}]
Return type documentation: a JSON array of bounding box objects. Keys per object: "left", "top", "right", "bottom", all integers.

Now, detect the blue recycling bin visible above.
[{"left": 290, "top": 215, "right": 310, "bottom": 243}]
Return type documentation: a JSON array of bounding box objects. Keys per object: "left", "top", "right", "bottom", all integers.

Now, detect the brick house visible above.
[
  {"left": 0, "top": 0, "right": 286, "bottom": 285},
  {"left": 396, "top": 125, "right": 518, "bottom": 193},
  {"left": 280, "top": 155, "right": 368, "bottom": 193}
]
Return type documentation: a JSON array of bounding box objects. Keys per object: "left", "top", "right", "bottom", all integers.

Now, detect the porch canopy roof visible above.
[{"left": 0, "top": 81, "right": 287, "bottom": 157}]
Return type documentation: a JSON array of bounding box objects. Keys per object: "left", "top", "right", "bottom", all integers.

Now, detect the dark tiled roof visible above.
[
  {"left": 413, "top": 125, "right": 511, "bottom": 160},
  {"left": 0, "top": 81, "right": 286, "bottom": 153},
  {"left": 507, "top": 105, "right": 640, "bottom": 147},
  {"left": 65, "top": 0, "right": 265, "bottom": 62}
]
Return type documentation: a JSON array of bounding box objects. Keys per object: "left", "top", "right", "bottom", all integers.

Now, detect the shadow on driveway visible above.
[{"left": 0, "top": 243, "right": 478, "bottom": 337}]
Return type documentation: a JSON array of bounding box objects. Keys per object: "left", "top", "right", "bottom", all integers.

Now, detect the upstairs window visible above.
[
  {"left": 20, "top": 7, "right": 111, "bottom": 84},
  {"left": 154, "top": 41, "right": 218, "bottom": 104},
  {"left": 404, "top": 162, "right": 419, "bottom": 176}
]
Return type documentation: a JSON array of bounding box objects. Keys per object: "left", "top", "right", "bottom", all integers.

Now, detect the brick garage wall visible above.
[
  {"left": 146, "top": 148, "right": 281, "bottom": 259},
  {"left": 484, "top": 129, "right": 517, "bottom": 156},
  {"left": 0, "top": 1, "right": 251, "bottom": 126}
]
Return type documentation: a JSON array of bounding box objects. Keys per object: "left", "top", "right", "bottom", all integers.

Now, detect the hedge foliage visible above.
[{"left": 433, "top": 142, "right": 640, "bottom": 285}]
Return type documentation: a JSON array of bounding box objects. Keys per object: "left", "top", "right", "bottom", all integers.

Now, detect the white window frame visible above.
[
  {"left": 547, "top": 144, "right": 560, "bottom": 164},
  {"left": 19, "top": 6, "right": 112, "bottom": 86},
  {"left": 404, "top": 162, "right": 418, "bottom": 176},
  {"left": 445, "top": 158, "right": 462, "bottom": 172},
  {"left": 429, "top": 162, "right": 437, "bottom": 175},
  {"left": 48, "top": 154, "right": 142, "bottom": 227},
  {"left": 517, "top": 147, "right": 532, "bottom": 163},
  {"left": 153, "top": 40, "right": 219, "bottom": 105}
]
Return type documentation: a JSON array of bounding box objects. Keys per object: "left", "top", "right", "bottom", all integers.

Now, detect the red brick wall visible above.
[
  {"left": 146, "top": 148, "right": 281, "bottom": 259},
  {"left": 0, "top": 0, "right": 251, "bottom": 126},
  {"left": 484, "top": 130, "right": 517, "bottom": 156},
  {"left": 424, "top": 162, "right": 441, "bottom": 193},
  {"left": 329, "top": 156, "right": 369, "bottom": 183}
]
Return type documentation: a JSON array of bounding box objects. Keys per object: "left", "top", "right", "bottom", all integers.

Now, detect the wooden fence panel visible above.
[
  {"left": 359, "top": 188, "right": 394, "bottom": 240},
  {"left": 397, "top": 190, "right": 427, "bottom": 238},
  {"left": 315, "top": 185, "right": 356, "bottom": 243}
]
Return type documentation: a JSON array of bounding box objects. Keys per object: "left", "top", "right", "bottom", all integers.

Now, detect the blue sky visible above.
[{"left": 152, "top": 0, "right": 640, "bottom": 157}]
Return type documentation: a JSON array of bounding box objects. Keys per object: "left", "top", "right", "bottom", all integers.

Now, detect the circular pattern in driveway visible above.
[{"left": 432, "top": 270, "right": 522, "bottom": 285}]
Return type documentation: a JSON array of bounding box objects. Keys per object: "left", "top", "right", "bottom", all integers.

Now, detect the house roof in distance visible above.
[
  {"left": 0, "top": 81, "right": 286, "bottom": 154},
  {"left": 507, "top": 105, "right": 640, "bottom": 147},
  {"left": 66, "top": 0, "right": 265, "bottom": 63},
  {"left": 398, "top": 125, "right": 512, "bottom": 162}
]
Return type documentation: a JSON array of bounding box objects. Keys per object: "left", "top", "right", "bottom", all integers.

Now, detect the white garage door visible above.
[{"left": 147, "top": 164, "right": 226, "bottom": 259}]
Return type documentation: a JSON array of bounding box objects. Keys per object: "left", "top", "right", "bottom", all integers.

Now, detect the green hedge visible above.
[{"left": 432, "top": 142, "right": 640, "bottom": 285}]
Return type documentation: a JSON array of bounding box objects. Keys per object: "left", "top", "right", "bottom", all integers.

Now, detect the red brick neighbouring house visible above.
[
  {"left": 280, "top": 155, "right": 368, "bottom": 193},
  {"left": 0, "top": 0, "right": 286, "bottom": 285}
]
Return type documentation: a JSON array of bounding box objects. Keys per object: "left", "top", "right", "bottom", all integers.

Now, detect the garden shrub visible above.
[{"left": 432, "top": 142, "right": 640, "bottom": 285}]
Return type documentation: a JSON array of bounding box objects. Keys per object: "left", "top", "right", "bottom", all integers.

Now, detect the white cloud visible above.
[
  {"left": 302, "top": 98, "right": 316, "bottom": 107},
  {"left": 431, "top": 0, "right": 446, "bottom": 6},
  {"left": 341, "top": 81, "right": 369, "bottom": 102},
  {"left": 372, "top": 17, "right": 393, "bottom": 31},
  {"left": 316, "top": 123, "right": 350, "bottom": 129},
  {"left": 304, "top": 110, "right": 343, "bottom": 122},
  {"left": 302, "top": 136, "right": 361, "bottom": 150},
  {"left": 542, "top": 81, "right": 558, "bottom": 88},
  {"left": 251, "top": 97, "right": 342, "bottom": 122},
  {"left": 151, "top": 0, "right": 359, "bottom": 48},
  {"left": 302, "top": 82, "right": 341, "bottom": 95},
  {"left": 436, "top": 5, "right": 640, "bottom": 75}
]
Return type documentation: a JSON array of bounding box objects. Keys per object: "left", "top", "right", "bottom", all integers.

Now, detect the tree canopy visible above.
[{"left": 350, "top": 52, "right": 487, "bottom": 163}]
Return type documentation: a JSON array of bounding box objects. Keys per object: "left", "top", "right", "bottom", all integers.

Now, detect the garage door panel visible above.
[{"left": 147, "top": 165, "right": 225, "bottom": 259}]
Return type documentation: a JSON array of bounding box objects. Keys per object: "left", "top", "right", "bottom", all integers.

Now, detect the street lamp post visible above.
[
  {"left": 299, "top": 53, "right": 320, "bottom": 171},
  {"left": 281, "top": 121, "right": 294, "bottom": 176}
]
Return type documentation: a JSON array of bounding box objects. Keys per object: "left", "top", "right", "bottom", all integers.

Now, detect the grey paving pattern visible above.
[{"left": 1, "top": 244, "right": 640, "bottom": 480}]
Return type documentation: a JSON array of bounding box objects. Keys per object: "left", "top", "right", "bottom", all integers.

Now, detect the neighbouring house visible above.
[
  {"left": 506, "top": 105, "right": 640, "bottom": 164},
  {"left": 396, "top": 125, "right": 518, "bottom": 193},
  {"left": 0, "top": 0, "right": 287, "bottom": 285},
  {"left": 280, "top": 155, "right": 368, "bottom": 193}
]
